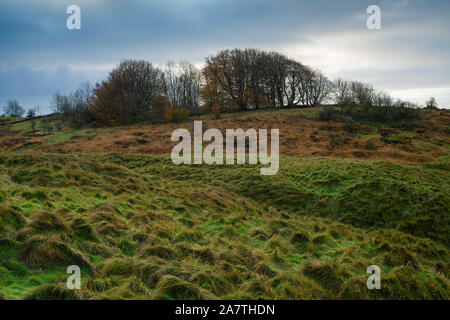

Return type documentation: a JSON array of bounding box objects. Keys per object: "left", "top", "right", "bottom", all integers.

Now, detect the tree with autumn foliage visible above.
[
  {"left": 202, "top": 49, "right": 332, "bottom": 111},
  {"left": 89, "top": 59, "right": 163, "bottom": 126}
]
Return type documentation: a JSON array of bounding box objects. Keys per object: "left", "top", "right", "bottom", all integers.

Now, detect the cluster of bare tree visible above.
[
  {"left": 327, "top": 78, "right": 421, "bottom": 123},
  {"left": 162, "top": 61, "right": 202, "bottom": 111},
  {"left": 333, "top": 79, "right": 391, "bottom": 109},
  {"left": 332, "top": 78, "right": 424, "bottom": 109},
  {"left": 425, "top": 97, "right": 438, "bottom": 109},
  {"left": 53, "top": 82, "right": 93, "bottom": 128},
  {"left": 202, "top": 49, "right": 333, "bottom": 111},
  {"left": 2, "top": 99, "right": 25, "bottom": 117},
  {"left": 89, "top": 60, "right": 202, "bottom": 125}
]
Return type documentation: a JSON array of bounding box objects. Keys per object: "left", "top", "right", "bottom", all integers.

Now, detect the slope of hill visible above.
[
  {"left": 0, "top": 108, "right": 449, "bottom": 300},
  {"left": 1, "top": 108, "right": 449, "bottom": 165}
]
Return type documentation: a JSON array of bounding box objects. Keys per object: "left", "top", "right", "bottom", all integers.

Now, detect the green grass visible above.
[
  {"left": 8, "top": 118, "right": 43, "bottom": 133},
  {"left": 7, "top": 115, "right": 60, "bottom": 135},
  {"left": 0, "top": 153, "right": 448, "bottom": 299},
  {"left": 0, "top": 116, "right": 24, "bottom": 125},
  {"left": 45, "top": 129, "right": 97, "bottom": 144}
]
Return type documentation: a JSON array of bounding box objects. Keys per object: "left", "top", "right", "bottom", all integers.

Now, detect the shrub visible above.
[
  {"left": 342, "top": 120, "right": 360, "bottom": 134},
  {"left": 378, "top": 125, "right": 397, "bottom": 137},
  {"left": 318, "top": 106, "right": 338, "bottom": 121},
  {"left": 321, "top": 102, "right": 421, "bottom": 129},
  {"left": 211, "top": 104, "right": 221, "bottom": 119},
  {"left": 163, "top": 105, "right": 190, "bottom": 122}
]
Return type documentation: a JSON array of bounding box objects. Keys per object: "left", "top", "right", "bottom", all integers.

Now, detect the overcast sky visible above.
[{"left": 1, "top": 0, "right": 449, "bottom": 113}]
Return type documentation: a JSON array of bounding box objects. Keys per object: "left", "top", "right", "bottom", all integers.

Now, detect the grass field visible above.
[
  {"left": 0, "top": 108, "right": 449, "bottom": 300},
  {"left": 2, "top": 108, "right": 449, "bottom": 165}
]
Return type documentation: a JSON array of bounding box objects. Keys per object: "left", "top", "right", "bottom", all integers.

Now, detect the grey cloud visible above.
[{"left": 0, "top": 0, "right": 449, "bottom": 110}]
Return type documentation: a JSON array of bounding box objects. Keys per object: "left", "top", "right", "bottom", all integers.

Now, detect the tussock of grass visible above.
[
  {"left": 140, "top": 244, "right": 177, "bottom": 260},
  {"left": 20, "top": 236, "right": 93, "bottom": 272},
  {"left": 190, "top": 268, "right": 232, "bottom": 296},
  {"left": 22, "top": 283, "right": 85, "bottom": 300},
  {"left": 302, "top": 260, "right": 349, "bottom": 292},
  {"left": 0, "top": 206, "right": 27, "bottom": 237},
  {"left": 156, "top": 275, "right": 210, "bottom": 300},
  {"left": 70, "top": 216, "right": 98, "bottom": 241}
]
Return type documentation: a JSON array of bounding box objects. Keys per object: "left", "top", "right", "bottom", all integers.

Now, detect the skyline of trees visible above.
[
  {"left": 2, "top": 48, "right": 441, "bottom": 126},
  {"left": 202, "top": 49, "right": 334, "bottom": 110},
  {"left": 2, "top": 99, "right": 25, "bottom": 117}
]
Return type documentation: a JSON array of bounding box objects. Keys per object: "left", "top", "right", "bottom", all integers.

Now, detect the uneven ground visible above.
[
  {"left": 2, "top": 108, "right": 450, "bottom": 165},
  {"left": 0, "top": 108, "right": 449, "bottom": 299}
]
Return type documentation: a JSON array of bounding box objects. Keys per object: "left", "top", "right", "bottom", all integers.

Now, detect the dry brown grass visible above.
[{"left": 2, "top": 108, "right": 449, "bottom": 165}]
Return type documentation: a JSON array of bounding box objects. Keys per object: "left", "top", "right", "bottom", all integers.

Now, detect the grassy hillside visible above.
[
  {"left": 2, "top": 108, "right": 449, "bottom": 165},
  {"left": 0, "top": 153, "right": 448, "bottom": 299}
]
